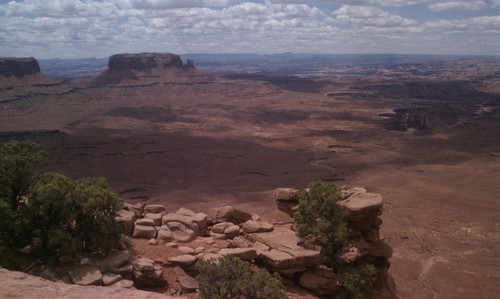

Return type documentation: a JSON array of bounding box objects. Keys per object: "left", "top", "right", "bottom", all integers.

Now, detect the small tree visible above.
[
  {"left": 293, "top": 181, "right": 347, "bottom": 267},
  {"left": 0, "top": 140, "right": 123, "bottom": 269},
  {"left": 342, "top": 263, "right": 378, "bottom": 299},
  {"left": 195, "top": 256, "right": 287, "bottom": 299},
  {"left": 27, "top": 172, "right": 123, "bottom": 258},
  {"left": 293, "top": 181, "right": 380, "bottom": 298},
  {"left": 0, "top": 140, "right": 46, "bottom": 211}
]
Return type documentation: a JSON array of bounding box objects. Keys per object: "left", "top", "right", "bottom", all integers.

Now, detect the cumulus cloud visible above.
[
  {"left": 333, "top": 5, "right": 418, "bottom": 27},
  {"left": 428, "top": 1, "right": 487, "bottom": 11}
]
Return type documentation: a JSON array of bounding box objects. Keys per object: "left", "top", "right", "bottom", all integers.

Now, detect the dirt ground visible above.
[{"left": 1, "top": 73, "right": 499, "bottom": 298}]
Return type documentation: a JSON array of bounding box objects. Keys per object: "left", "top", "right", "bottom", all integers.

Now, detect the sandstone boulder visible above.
[
  {"left": 67, "top": 265, "right": 102, "bottom": 286},
  {"left": 102, "top": 274, "right": 122, "bottom": 286},
  {"left": 101, "top": 250, "right": 131, "bottom": 271},
  {"left": 135, "top": 218, "right": 155, "bottom": 227},
  {"left": 144, "top": 213, "right": 163, "bottom": 226},
  {"left": 299, "top": 268, "right": 341, "bottom": 297},
  {"left": 259, "top": 249, "right": 295, "bottom": 269},
  {"left": 163, "top": 221, "right": 196, "bottom": 242},
  {"left": 273, "top": 188, "right": 300, "bottom": 200},
  {"left": 162, "top": 208, "right": 208, "bottom": 239},
  {"left": 211, "top": 222, "right": 233, "bottom": 234},
  {"left": 224, "top": 225, "right": 241, "bottom": 239},
  {"left": 133, "top": 258, "right": 155, "bottom": 273},
  {"left": 168, "top": 255, "right": 197, "bottom": 271},
  {"left": 110, "top": 279, "right": 134, "bottom": 289},
  {"left": 338, "top": 192, "right": 383, "bottom": 214},
  {"left": 115, "top": 209, "right": 136, "bottom": 236},
  {"left": 178, "top": 246, "right": 195, "bottom": 255},
  {"left": 132, "top": 258, "right": 165, "bottom": 288},
  {"left": 124, "top": 203, "right": 145, "bottom": 218},
  {"left": 144, "top": 204, "right": 167, "bottom": 214},
  {"left": 157, "top": 227, "right": 174, "bottom": 243},
  {"left": 133, "top": 225, "right": 157, "bottom": 239},
  {"left": 241, "top": 220, "right": 273, "bottom": 233},
  {"left": 208, "top": 206, "right": 252, "bottom": 224},
  {"left": 249, "top": 227, "right": 322, "bottom": 268},
  {"left": 112, "top": 263, "right": 134, "bottom": 280},
  {"left": 174, "top": 267, "right": 199, "bottom": 291}
]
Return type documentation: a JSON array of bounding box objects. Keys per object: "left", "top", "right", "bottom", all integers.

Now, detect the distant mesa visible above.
[
  {"left": 0, "top": 57, "right": 57, "bottom": 90},
  {"left": 90, "top": 52, "right": 201, "bottom": 85},
  {"left": 0, "top": 57, "right": 41, "bottom": 78},
  {"left": 108, "top": 53, "right": 189, "bottom": 71}
]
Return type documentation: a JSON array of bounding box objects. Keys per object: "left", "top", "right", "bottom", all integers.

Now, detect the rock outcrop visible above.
[
  {"left": 0, "top": 267, "right": 181, "bottom": 299},
  {"left": 274, "top": 186, "right": 397, "bottom": 298},
  {"left": 91, "top": 53, "right": 201, "bottom": 85},
  {"left": 383, "top": 103, "right": 458, "bottom": 131},
  {"left": 108, "top": 53, "right": 185, "bottom": 71},
  {"left": 0, "top": 57, "right": 41, "bottom": 78},
  {"left": 0, "top": 57, "right": 57, "bottom": 94}
]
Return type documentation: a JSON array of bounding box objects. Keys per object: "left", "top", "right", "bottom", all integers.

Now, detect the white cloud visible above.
[
  {"left": 429, "top": 1, "right": 487, "bottom": 11},
  {"left": 334, "top": 5, "right": 418, "bottom": 27}
]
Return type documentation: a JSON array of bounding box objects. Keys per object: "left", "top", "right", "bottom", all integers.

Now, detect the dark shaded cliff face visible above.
[
  {"left": 384, "top": 104, "right": 458, "bottom": 131},
  {"left": 108, "top": 53, "right": 185, "bottom": 71},
  {"left": 0, "top": 57, "right": 41, "bottom": 78}
]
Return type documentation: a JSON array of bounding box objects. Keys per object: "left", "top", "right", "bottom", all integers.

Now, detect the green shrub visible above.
[
  {"left": 0, "top": 140, "right": 123, "bottom": 269},
  {"left": 195, "top": 256, "right": 287, "bottom": 299},
  {"left": 0, "top": 140, "right": 46, "bottom": 211},
  {"left": 27, "top": 172, "right": 123, "bottom": 258},
  {"left": 293, "top": 181, "right": 347, "bottom": 266},
  {"left": 294, "top": 181, "right": 381, "bottom": 298},
  {"left": 342, "top": 263, "right": 378, "bottom": 299}
]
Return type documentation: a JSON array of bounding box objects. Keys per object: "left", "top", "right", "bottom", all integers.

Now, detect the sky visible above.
[{"left": 0, "top": 0, "right": 499, "bottom": 59}]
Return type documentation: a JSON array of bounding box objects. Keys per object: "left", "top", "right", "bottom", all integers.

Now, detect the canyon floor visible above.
[{"left": 1, "top": 65, "right": 499, "bottom": 298}]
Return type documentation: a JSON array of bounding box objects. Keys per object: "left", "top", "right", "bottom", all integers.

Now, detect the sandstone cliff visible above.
[
  {"left": 91, "top": 53, "right": 202, "bottom": 86},
  {"left": 0, "top": 57, "right": 41, "bottom": 78},
  {"left": 0, "top": 57, "right": 59, "bottom": 98},
  {"left": 108, "top": 53, "right": 185, "bottom": 71}
]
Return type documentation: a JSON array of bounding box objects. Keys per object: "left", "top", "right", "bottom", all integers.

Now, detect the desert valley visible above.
[{"left": 0, "top": 53, "right": 499, "bottom": 298}]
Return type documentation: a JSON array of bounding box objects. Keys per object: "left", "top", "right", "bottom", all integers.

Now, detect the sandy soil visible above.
[{"left": 1, "top": 73, "right": 499, "bottom": 298}]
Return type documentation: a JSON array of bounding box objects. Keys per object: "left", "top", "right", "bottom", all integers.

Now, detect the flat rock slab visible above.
[
  {"left": 259, "top": 249, "right": 294, "bottom": 269},
  {"left": 273, "top": 188, "right": 300, "bottom": 200},
  {"left": 67, "top": 265, "right": 103, "bottom": 286},
  {"left": 133, "top": 225, "right": 157, "bottom": 239},
  {"left": 0, "top": 268, "right": 184, "bottom": 298},
  {"left": 102, "top": 250, "right": 131, "bottom": 270},
  {"left": 338, "top": 192, "right": 383, "bottom": 212},
  {"left": 242, "top": 220, "right": 273, "bottom": 233},
  {"left": 249, "top": 227, "right": 322, "bottom": 267},
  {"left": 174, "top": 267, "right": 199, "bottom": 291},
  {"left": 144, "top": 204, "right": 166, "bottom": 214},
  {"left": 168, "top": 255, "right": 197, "bottom": 270}
]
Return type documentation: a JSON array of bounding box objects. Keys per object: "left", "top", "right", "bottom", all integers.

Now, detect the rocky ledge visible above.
[
  {"left": 0, "top": 57, "right": 41, "bottom": 78},
  {"left": 108, "top": 53, "right": 193, "bottom": 71},
  {"left": 0, "top": 267, "right": 182, "bottom": 299},
  {"left": 1, "top": 186, "right": 396, "bottom": 298}
]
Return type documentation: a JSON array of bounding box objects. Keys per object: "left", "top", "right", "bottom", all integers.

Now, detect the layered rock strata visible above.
[
  {"left": 108, "top": 53, "right": 188, "bottom": 71},
  {"left": 0, "top": 57, "right": 41, "bottom": 78}
]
